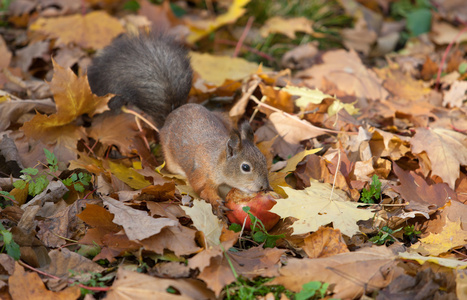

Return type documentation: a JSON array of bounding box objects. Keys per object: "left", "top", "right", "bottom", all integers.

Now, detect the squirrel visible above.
[{"left": 87, "top": 33, "right": 271, "bottom": 212}]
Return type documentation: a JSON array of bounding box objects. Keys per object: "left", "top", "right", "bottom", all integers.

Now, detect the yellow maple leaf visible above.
[
  {"left": 21, "top": 61, "right": 111, "bottom": 143},
  {"left": 412, "top": 219, "right": 467, "bottom": 256},
  {"left": 283, "top": 85, "right": 359, "bottom": 116},
  {"left": 270, "top": 181, "right": 374, "bottom": 237},
  {"left": 30, "top": 11, "right": 124, "bottom": 50},
  {"left": 187, "top": 0, "right": 250, "bottom": 43},
  {"left": 283, "top": 86, "right": 332, "bottom": 108}
]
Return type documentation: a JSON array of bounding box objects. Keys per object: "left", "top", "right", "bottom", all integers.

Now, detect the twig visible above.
[
  {"left": 216, "top": 39, "right": 275, "bottom": 61},
  {"left": 435, "top": 24, "right": 467, "bottom": 90},
  {"left": 234, "top": 16, "right": 255, "bottom": 58},
  {"left": 329, "top": 146, "right": 341, "bottom": 202},
  {"left": 19, "top": 260, "right": 111, "bottom": 292},
  {"left": 121, "top": 106, "right": 158, "bottom": 133}
]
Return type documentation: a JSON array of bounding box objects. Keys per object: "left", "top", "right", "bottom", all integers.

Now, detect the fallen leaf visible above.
[
  {"left": 431, "top": 21, "right": 467, "bottom": 45},
  {"left": 374, "top": 65, "right": 431, "bottom": 101},
  {"left": 186, "top": 0, "right": 250, "bottom": 43},
  {"left": 392, "top": 163, "right": 455, "bottom": 213},
  {"left": 270, "top": 182, "right": 375, "bottom": 236},
  {"left": 197, "top": 246, "right": 284, "bottom": 296},
  {"left": 21, "top": 60, "right": 111, "bottom": 144},
  {"left": 43, "top": 248, "right": 103, "bottom": 278},
  {"left": 411, "top": 127, "right": 467, "bottom": 189},
  {"left": 260, "top": 16, "right": 314, "bottom": 39},
  {"left": 181, "top": 199, "right": 223, "bottom": 247},
  {"left": 297, "top": 49, "right": 389, "bottom": 100},
  {"left": 30, "top": 11, "right": 125, "bottom": 49},
  {"left": 412, "top": 219, "right": 467, "bottom": 256},
  {"left": 378, "top": 268, "right": 456, "bottom": 300},
  {"left": 8, "top": 262, "right": 80, "bottom": 299},
  {"left": 399, "top": 251, "right": 467, "bottom": 268},
  {"left": 272, "top": 246, "right": 400, "bottom": 299},
  {"left": 443, "top": 80, "right": 467, "bottom": 107},
  {"left": 103, "top": 196, "right": 178, "bottom": 241},
  {"left": 190, "top": 52, "right": 266, "bottom": 85},
  {"left": 140, "top": 225, "right": 201, "bottom": 256},
  {"left": 108, "top": 161, "right": 152, "bottom": 190},
  {"left": 302, "top": 227, "right": 349, "bottom": 258},
  {"left": 106, "top": 268, "right": 215, "bottom": 300}
]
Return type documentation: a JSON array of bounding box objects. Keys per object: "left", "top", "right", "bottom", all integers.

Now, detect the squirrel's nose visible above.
[{"left": 262, "top": 184, "right": 273, "bottom": 192}]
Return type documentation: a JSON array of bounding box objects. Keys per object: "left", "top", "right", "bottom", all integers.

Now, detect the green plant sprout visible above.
[
  {"left": 0, "top": 223, "right": 20, "bottom": 260},
  {"left": 360, "top": 174, "right": 382, "bottom": 204},
  {"left": 13, "top": 149, "right": 91, "bottom": 196},
  {"left": 370, "top": 226, "right": 402, "bottom": 245},
  {"left": 229, "top": 206, "right": 284, "bottom": 248}
]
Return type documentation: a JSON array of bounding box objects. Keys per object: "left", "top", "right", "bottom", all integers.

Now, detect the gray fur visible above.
[{"left": 87, "top": 34, "right": 193, "bottom": 127}]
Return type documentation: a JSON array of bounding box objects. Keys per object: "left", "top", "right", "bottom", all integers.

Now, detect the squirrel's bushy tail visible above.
[{"left": 87, "top": 33, "right": 193, "bottom": 127}]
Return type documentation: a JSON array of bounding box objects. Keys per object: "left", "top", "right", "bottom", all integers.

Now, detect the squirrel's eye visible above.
[{"left": 241, "top": 163, "right": 251, "bottom": 173}]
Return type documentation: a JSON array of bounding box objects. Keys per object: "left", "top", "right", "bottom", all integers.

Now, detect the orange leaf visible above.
[{"left": 8, "top": 262, "right": 80, "bottom": 299}]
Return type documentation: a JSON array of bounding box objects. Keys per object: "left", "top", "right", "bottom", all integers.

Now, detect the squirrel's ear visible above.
[
  {"left": 227, "top": 130, "right": 241, "bottom": 157},
  {"left": 239, "top": 122, "right": 254, "bottom": 142}
]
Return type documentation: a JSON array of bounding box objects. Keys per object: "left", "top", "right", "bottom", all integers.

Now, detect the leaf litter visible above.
[{"left": 0, "top": 0, "right": 467, "bottom": 299}]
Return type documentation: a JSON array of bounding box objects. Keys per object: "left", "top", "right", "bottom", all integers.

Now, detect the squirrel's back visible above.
[{"left": 87, "top": 34, "right": 193, "bottom": 126}]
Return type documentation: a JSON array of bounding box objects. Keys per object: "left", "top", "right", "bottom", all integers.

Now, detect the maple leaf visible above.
[
  {"left": 21, "top": 60, "right": 111, "bottom": 144},
  {"left": 392, "top": 163, "right": 455, "bottom": 213},
  {"left": 270, "top": 181, "right": 375, "bottom": 236},
  {"left": 186, "top": 0, "right": 250, "bottom": 43},
  {"left": 411, "top": 219, "right": 467, "bottom": 256},
  {"left": 411, "top": 127, "right": 467, "bottom": 189},
  {"left": 30, "top": 11, "right": 124, "bottom": 50},
  {"left": 285, "top": 85, "right": 359, "bottom": 116},
  {"left": 181, "top": 200, "right": 223, "bottom": 247}
]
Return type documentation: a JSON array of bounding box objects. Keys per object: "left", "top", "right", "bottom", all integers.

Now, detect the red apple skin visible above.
[{"left": 225, "top": 189, "right": 281, "bottom": 231}]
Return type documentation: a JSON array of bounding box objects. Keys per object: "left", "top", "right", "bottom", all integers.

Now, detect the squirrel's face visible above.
[{"left": 224, "top": 124, "right": 271, "bottom": 193}]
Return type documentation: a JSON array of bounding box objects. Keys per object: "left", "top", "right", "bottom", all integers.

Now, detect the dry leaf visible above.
[
  {"left": 103, "top": 196, "right": 178, "bottom": 241},
  {"left": 303, "top": 227, "right": 349, "bottom": 258},
  {"left": 412, "top": 219, "right": 467, "bottom": 256},
  {"left": 8, "top": 262, "right": 80, "bottom": 299},
  {"left": 106, "top": 268, "right": 215, "bottom": 300},
  {"left": 186, "top": 0, "right": 250, "bottom": 43},
  {"left": 190, "top": 52, "right": 266, "bottom": 85},
  {"left": 297, "top": 49, "right": 389, "bottom": 100},
  {"left": 181, "top": 199, "right": 223, "bottom": 247},
  {"left": 30, "top": 11, "right": 125, "bottom": 49},
  {"left": 270, "top": 182, "right": 375, "bottom": 236},
  {"left": 411, "top": 127, "right": 467, "bottom": 189},
  {"left": 272, "top": 246, "right": 400, "bottom": 299},
  {"left": 260, "top": 16, "right": 314, "bottom": 39}
]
